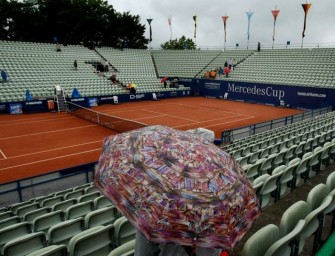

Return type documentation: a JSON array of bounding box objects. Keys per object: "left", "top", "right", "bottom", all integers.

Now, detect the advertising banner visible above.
[
  {"left": 88, "top": 98, "right": 98, "bottom": 107},
  {"left": 198, "top": 79, "right": 335, "bottom": 109},
  {"left": 9, "top": 103, "right": 23, "bottom": 114}
]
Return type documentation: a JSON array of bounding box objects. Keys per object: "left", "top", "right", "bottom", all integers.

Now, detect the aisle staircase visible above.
[{"left": 54, "top": 86, "right": 67, "bottom": 112}]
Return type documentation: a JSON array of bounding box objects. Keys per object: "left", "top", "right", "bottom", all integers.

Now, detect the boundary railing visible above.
[
  {"left": 0, "top": 162, "right": 97, "bottom": 208},
  {"left": 1, "top": 106, "right": 332, "bottom": 208},
  {"left": 221, "top": 106, "right": 332, "bottom": 144}
]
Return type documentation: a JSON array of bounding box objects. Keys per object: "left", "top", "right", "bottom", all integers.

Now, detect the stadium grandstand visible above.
[{"left": 1, "top": 39, "right": 335, "bottom": 256}]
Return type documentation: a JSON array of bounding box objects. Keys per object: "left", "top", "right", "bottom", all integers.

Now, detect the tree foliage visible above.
[
  {"left": 0, "top": 0, "right": 149, "bottom": 48},
  {"left": 161, "top": 36, "right": 196, "bottom": 50}
]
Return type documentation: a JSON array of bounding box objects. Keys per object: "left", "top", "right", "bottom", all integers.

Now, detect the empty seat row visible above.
[
  {"left": 0, "top": 215, "right": 136, "bottom": 256},
  {"left": 243, "top": 171, "right": 335, "bottom": 256}
]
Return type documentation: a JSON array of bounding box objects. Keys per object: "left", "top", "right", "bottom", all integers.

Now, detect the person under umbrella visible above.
[
  {"left": 95, "top": 125, "right": 260, "bottom": 255},
  {"left": 135, "top": 231, "right": 222, "bottom": 256}
]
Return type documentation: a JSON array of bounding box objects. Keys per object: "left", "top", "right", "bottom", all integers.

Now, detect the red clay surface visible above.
[{"left": 0, "top": 97, "right": 302, "bottom": 184}]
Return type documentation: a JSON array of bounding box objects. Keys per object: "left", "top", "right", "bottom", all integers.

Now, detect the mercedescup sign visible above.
[
  {"left": 227, "top": 83, "right": 285, "bottom": 100},
  {"left": 199, "top": 78, "right": 335, "bottom": 109}
]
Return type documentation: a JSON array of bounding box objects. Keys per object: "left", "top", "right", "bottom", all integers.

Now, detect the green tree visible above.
[
  {"left": 0, "top": 0, "right": 149, "bottom": 48},
  {"left": 161, "top": 36, "right": 196, "bottom": 50}
]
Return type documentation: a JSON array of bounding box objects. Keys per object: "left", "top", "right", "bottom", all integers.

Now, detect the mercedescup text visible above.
[{"left": 227, "top": 83, "right": 285, "bottom": 100}]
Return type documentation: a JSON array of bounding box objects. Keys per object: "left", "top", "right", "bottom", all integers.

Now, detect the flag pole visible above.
[
  {"left": 246, "top": 10, "right": 254, "bottom": 50},
  {"left": 147, "top": 18, "right": 153, "bottom": 50},
  {"left": 168, "top": 16, "right": 172, "bottom": 42},
  {"left": 271, "top": 5, "right": 280, "bottom": 49},
  {"left": 222, "top": 15, "right": 229, "bottom": 51},
  {"left": 301, "top": 2, "right": 311, "bottom": 49},
  {"left": 193, "top": 15, "right": 197, "bottom": 47}
]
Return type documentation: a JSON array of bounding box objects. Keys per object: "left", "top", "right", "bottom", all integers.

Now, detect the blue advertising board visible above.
[
  {"left": 9, "top": 103, "right": 23, "bottom": 114},
  {"left": 87, "top": 98, "right": 98, "bottom": 107},
  {"left": 69, "top": 98, "right": 87, "bottom": 107},
  {"left": 198, "top": 79, "right": 335, "bottom": 109},
  {"left": 24, "top": 100, "right": 48, "bottom": 112}
]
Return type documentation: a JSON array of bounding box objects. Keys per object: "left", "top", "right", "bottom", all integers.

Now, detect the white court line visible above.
[
  {"left": 110, "top": 102, "right": 247, "bottom": 116},
  {"left": 135, "top": 114, "right": 169, "bottom": 121},
  {"left": 0, "top": 140, "right": 102, "bottom": 161},
  {"left": 0, "top": 115, "right": 75, "bottom": 127},
  {"left": 174, "top": 116, "right": 255, "bottom": 129},
  {"left": 103, "top": 106, "right": 253, "bottom": 125},
  {"left": 0, "top": 148, "right": 101, "bottom": 171},
  {"left": 198, "top": 115, "right": 255, "bottom": 124},
  {"left": 139, "top": 109, "right": 253, "bottom": 124},
  {"left": 0, "top": 149, "right": 7, "bottom": 159},
  {"left": 102, "top": 103, "right": 179, "bottom": 114},
  {"left": 175, "top": 103, "right": 254, "bottom": 117},
  {"left": 0, "top": 124, "right": 96, "bottom": 141},
  {"left": 102, "top": 103, "right": 253, "bottom": 121},
  {"left": 143, "top": 109, "right": 203, "bottom": 123}
]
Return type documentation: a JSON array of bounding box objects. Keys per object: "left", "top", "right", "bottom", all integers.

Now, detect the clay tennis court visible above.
[{"left": 0, "top": 97, "right": 302, "bottom": 184}]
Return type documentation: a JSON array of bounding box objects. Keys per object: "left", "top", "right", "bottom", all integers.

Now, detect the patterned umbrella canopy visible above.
[{"left": 94, "top": 125, "right": 260, "bottom": 249}]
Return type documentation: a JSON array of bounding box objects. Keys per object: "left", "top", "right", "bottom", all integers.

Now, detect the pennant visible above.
[
  {"left": 193, "top": 15, "right": 197, "bottom": 39},
  {"left": 302, "top": 3, "right": 312, "bottom": 38},
  {"left": 147, "top": 19, "right": 153, "bottom": 42},
  {"left": 168, "top": 16, "right": 172, "bottom": 41},
  {"left": 246, "top": 11, "right": 254, "bottom": 41},
  {"left": 222, "top": 16, "right": 229, "bottom": 42},
  {"left": 271, "top": 9, "right": 280, "bottom": 42}
]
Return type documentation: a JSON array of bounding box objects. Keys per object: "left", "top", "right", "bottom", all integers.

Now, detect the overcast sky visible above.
[{"left": 107, "top": 0, "right": 335, "bottom": 49}]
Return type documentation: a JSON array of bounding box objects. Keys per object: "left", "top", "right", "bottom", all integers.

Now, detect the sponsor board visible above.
[
  {"left": 88, "top": 98, "right": 98, "bottom": 107},
  {"left": 205, "top": 83, "right": 220, "bottom": 90},
  {"left": 71, "top": 98, "right": 85, "bottom": 102},
  {"left": 200, "top": 78, "right": 335, "bottom": 109},
  {"left": 297, "top": 91, "right": 326, "bottom": 98},
  {"left": 130, "top": 94, "right": 145, "bottom": 100},
  {"left": 25, "top": 101, "right": 43, "bottom": 105},
  {"left": 9, "top": 103, "right": 23, "bottom": 114},
  {"left": 227, "top": 83, "right": 285, "bottom": 100}
]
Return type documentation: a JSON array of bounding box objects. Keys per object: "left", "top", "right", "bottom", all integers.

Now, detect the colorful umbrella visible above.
[
  {"left": 126, "top": 83, "right": 136, "bottom": 89},
  {"left": 94, "top": 125, "right": 260, "bottom": 250},
  {"left": 224, "top": 67, "right": 231, "bottom": 74},
  {"left": 160, "top": 77, "right": 168, "bottom": 83}
]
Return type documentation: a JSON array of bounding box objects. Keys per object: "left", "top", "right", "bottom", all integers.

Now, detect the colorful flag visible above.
[
  {"left": 302, "top": 3, "right": 312, "bottom": 38},
  {"left": 168, "top": 16, "right": 172, "bottom": 41},
  {"left": 246, "top": 11, "right": 254, "bottom": 41},
  {"left": 222, "top": 16, "right": 229, "bottom": 43},
  {"left": 147, "top": 19, "right": 153, "bottom": 42},
  {"left": 193, "top": 15, "right": 197, "bottom": 39},
  {"left": 271, "top": 9, "right": 280, "bottom": 42}
]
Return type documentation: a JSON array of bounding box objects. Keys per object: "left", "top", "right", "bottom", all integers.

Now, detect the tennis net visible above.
[{"left": 67, "top": 102, "right": 147, "bottom": 133}]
